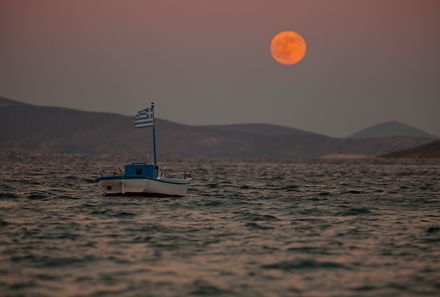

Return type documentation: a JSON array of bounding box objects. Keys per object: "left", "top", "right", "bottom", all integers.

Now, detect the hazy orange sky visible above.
[{"left": 1, "top": 0, "right": 439, "bottom": 137}]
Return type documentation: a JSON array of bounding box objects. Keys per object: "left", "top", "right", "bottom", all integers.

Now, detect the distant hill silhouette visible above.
[
  {"left": 0, "top": 96, "right": 433, "bottom": 159},
  {"left": 201, "top": 123, "right": 323, "bottom": 136},
  {"left": 0, "top": 96, "right": 29, "bottom": 107},
  {"left": 349, "top": 121, "right": 434, "bottom": 139},
  {"left": 381, "top": 140, "right": 440, "bottom": 159}
]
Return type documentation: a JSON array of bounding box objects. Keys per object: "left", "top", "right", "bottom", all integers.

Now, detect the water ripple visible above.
[{"left": 0, "top": 155, "right": 439, "bottom": 296}]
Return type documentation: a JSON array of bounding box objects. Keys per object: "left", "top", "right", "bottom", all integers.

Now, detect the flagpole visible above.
[{"left": 151, "top": 102, "right": 157, "bottom": 166}]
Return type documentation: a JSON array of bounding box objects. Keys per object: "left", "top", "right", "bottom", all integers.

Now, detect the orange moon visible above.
[{"left": 270, "top": 31, "right": 307, "bottom": 65}]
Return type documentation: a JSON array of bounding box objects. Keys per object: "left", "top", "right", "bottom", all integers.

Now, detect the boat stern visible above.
[{"left": 98, "top": 176, "right": 124, "bottom": 195}]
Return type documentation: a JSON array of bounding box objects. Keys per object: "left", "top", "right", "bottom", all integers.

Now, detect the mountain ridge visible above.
[
  {"left": 0, "top": 96, "right": 434, "bottom": 159},
  {"left": 349, "top": 121, "right": 434, "bottom": 139},
  {"left": 0, "top": 96, "right": 31, "bottom": 107},
  {"left": 198, "top": 123, "right": 325, "bottom": 137},
  {"left": 381, "top": 140, "right": 440, "bottom": 159}
]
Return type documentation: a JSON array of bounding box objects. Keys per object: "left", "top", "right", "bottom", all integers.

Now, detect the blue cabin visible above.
[{"left": 124, "top": 163, "right": 158, "bottom": 179}]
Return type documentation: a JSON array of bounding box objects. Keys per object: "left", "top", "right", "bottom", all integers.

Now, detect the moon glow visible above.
[{"left": 270, "top": 31, "right": 307, "bottom": 65}]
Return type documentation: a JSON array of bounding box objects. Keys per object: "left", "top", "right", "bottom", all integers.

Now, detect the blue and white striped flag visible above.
[{"left": 134, "top": 104, "right": 154, "bottom": 128}]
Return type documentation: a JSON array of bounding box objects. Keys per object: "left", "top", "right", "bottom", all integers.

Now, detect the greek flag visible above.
[{"left": 134, "top": 104, "right": 154, "bottom": 128}]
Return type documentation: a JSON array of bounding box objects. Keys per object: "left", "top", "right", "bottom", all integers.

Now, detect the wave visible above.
[{"left": 262, "top": 259, "right": 351, "bottom": 271}]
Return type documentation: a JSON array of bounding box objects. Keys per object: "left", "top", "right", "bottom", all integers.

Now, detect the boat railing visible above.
[{"left": 159, "top": 168, "right": 192, "bottom": 180}]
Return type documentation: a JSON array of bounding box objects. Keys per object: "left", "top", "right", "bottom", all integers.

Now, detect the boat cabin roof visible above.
[{"left": 124, "top": 163, "right": 158, "bottom": 178}]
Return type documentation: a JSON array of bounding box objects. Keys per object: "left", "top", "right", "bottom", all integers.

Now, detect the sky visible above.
[{"left": 1, "top": 0, "right": 439, "bottom": 137}]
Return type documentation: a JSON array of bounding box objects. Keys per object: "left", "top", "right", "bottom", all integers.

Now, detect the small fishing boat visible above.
[{"left": 97, "top": 103, "right": 191, "bottom": 197}]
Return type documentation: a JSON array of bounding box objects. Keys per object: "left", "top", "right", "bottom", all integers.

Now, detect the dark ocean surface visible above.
[{"left": 1, "top": 155, "right": 439, "bottom": 296}]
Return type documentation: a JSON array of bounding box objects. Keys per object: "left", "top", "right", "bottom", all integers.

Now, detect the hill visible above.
[
  {"left": 349, "top": 121, "right": 434, "bottom": 139},
  {"left": 381, "top": 140, "right": 440, "bottom": 159},
  {"left": 200, "top": 123, "right": 323, "bottom": 137},
  {"left": 0, "top": 96, "right": 30, "bottom": 107},
  {"left": 0, "top": 96, "right": 433, "bottom": 159}
]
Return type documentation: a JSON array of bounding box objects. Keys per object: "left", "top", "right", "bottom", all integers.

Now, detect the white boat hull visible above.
[{"left": 98, "top": 177, "right": 189, "bottom": 197}]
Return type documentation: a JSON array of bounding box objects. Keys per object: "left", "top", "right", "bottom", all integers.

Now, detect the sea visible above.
[{"left": 0, "top": 154, "right": 439, "bottom": 297}]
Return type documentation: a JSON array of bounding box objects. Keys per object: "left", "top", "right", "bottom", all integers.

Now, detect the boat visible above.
[{"left": 97, "top": 102, "right": 191, "bottom": 197}]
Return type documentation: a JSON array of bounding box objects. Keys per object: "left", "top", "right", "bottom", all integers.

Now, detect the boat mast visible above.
[{"left": 151, "top": 102, "right": 157, "bottom": 166}]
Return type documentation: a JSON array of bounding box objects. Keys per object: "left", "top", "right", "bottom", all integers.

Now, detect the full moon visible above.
[{"left": 270, "top": 31, "right": 307, "bottom": 65}]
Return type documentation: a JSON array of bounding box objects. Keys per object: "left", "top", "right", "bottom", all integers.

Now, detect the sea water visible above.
[{"left": 0, "top": 155, "right": 439, "bottom": 296}]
